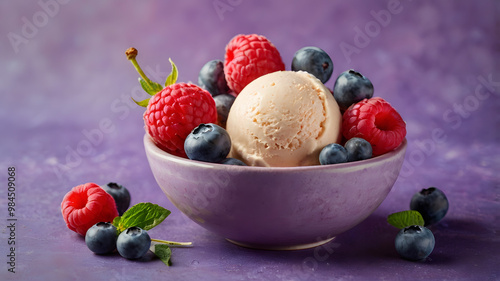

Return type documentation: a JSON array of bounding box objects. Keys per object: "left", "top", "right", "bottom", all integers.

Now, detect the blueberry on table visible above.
[
  {"left": 333, "top": 69, "right": 374, "bottom": 111},
  {"left": 102, "top": 182, "right": 131, "bottom": 216},
  {"left": 198, "top": 60, "right": 230, "bottom": 97},
  {"left": 213, "top": 94, "right": 236, "bottom": 128},
  {"left": 85, "top": 222, "right": 118, "bottom": 255},
  {"left": 184, "top": 123, "right": 231, "bottom": 163},
  {"left": 410, "top": 187, "right": 449, "bottom": 226},
  {"left": 116, "top": 227, "right": 151, "bottom": 259},
  {"left": 292, "top": 46, "right": 334, "bottom": 84},
  {"left": 395, "top": 225, "right": 435, "bottom": 261},
  {"left": 319, "top": 143, "right": 348, "bottom": 165}
]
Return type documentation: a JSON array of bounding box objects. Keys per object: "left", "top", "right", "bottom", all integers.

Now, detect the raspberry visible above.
[
  {"left": 342, "top": 97, "right": 406, "bottom": 156},
  {"left": 144, "top": 83, "right": 217, "bottom": 157},
  {"left": 224, "top": 34, "right": 285, "bottom": 94},
  {"left": 61, "top": 183, "right": 118, "bottom": 236},
  {"left": 125, "top": 49, "right": 218, "bottom": 157}
]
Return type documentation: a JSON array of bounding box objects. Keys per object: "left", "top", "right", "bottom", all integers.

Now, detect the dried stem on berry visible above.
[
  {"left": 125, "top": 47, "right": 138, "bottom": 59},
  {"left": 126, "top": 47, "right": 154, "bottom": 85},
  {"left": 125, "top": 47, "right": 166, "bottom": 106}
]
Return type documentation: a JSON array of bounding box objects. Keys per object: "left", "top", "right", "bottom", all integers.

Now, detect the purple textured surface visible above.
[{"left": 1, "top": 0, "right": 499, "bottom": 280}]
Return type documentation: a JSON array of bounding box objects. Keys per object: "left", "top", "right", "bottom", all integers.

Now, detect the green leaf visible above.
[
  {"left": 112, "top": 216, "right": 122, "bottom": 228},
  {"left": 131, "top": 97, "right": 150, "bottom": 107},
  {"left": 113, "top": 202, "right": 171, "bottom": 233},
  {"left": 387, "top": 210, "right": 425, "bottom": 229},
  {"left": 154, "top": 244, "right": 172, "bottom": 266},
  {"left": 140, "top": 78, "right": 163, "bottom": 96},
  {"left": 164, "top": 58, "right": 178, "bottom": 87}
]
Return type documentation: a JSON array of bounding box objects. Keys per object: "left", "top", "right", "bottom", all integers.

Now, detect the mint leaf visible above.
[
  {"left": 139, "top": 78, "right": 163, "bottom": 96},
  {"left": 387, "top": 210, "right": 425, "bottom": 229},
  {"left": 113, "top": 203, "right": 171, "bottom": 233},
  {"left": 112, "top": 216, "right": 122, "bottom": 228},
  {"left": 154, "top": 244, "right": 172, "bottom": 266},
  {"left": 164, "top": 58, "right": 178, "bottom": 87}
]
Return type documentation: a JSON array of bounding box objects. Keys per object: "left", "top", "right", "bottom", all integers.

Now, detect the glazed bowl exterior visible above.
[{"left": 144, "top": 134, "right": 407, "bottom": 250}]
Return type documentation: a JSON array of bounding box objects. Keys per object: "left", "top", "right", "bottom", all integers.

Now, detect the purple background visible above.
[{"left": 1, "top": 0, "right": 499, "bottom": 280}]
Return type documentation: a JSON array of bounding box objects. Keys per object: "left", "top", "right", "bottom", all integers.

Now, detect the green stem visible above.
[
  {"left": 125, "top": 47, "right": 154, "bottom": 86},
  {"left": 151, "top": 238, "right": 193, "bottom": 247}
]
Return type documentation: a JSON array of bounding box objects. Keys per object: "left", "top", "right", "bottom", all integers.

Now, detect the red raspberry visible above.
[
  {"left": 61, "top": 183, "right": 118, "bottom": 236},
  {"left": 144, "top": 83, "right": 217, "bottom": 157},
  {"left": 224, "top": 34, "right": 285, "bottom": 94},
  {"left": 342, "top": 97, "right": 406, "bottom": 156}
]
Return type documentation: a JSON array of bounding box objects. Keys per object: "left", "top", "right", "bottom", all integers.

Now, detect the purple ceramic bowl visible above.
[{"left": 144, "top": 134, "right": 407, "bottom": 250}]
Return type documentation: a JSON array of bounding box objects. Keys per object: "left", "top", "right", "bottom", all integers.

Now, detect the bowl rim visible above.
[{"left": 144, "top": 134, "right": 407, "bottom": 173}]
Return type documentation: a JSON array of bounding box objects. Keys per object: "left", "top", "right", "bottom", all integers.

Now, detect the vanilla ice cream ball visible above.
[{"left": 226, "top": 71, "right": 342, "bottom": 167}]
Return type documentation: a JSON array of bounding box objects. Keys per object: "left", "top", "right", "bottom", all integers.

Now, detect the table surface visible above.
[{"left": 1, "top": 0, "right": 499, "bottom": 280}]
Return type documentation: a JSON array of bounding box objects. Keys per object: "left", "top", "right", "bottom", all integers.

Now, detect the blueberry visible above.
[
  {"left": 213, "top": 94, "right": 235, "bottom": 128},
  {"left": 333, "top": 70, "right": 374, "bottom": 111},
  {"left": 292, "top": 46, "right": 333, "bottom": 84},
  {"left": 85, "top": 222, "right": 117, "bottom": 255},
  {"left": 116, "top": 227, "right": 151, "bottom": 259},
  {"left": 395, "top": 225, "right": 435, "bottom": 261},
  {"left": 220, "top": 158, "right": 247, "bottom": 166},
  {"left": 410, "top": 187, "right": 449, "bottom": 226},
  {"left": 344, "top": 137, "right": 372, "bottom": 162},
  {"left": 102, "top": 182, "right": 131, "bottom": 216},
  {"left": 198, "top": 60, "right": 230, "bottom": 97},
  {"left": 319, "top": 143, "right": 348, "bottom": 165},
  {"left": 184, "top": 123, "right": 231, "bottom": 163}
]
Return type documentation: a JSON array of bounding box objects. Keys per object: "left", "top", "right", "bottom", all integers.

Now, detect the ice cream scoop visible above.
[{"left": 226, "top": 71, "right": 342, "bottom": 167}]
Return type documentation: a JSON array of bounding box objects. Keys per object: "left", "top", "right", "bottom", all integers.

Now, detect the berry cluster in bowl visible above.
[{"left": 126, "top": 34, "right": 406, "bottom": 166}]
